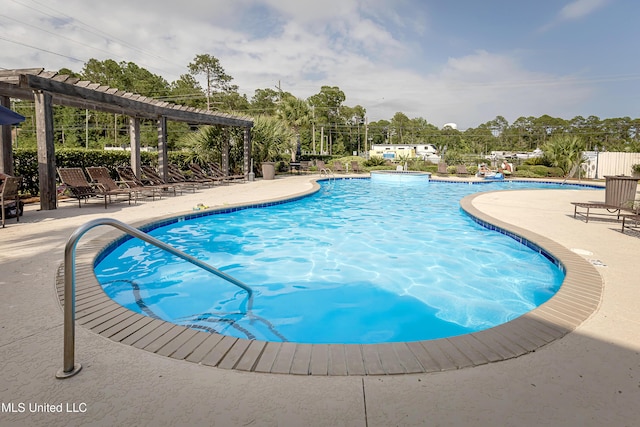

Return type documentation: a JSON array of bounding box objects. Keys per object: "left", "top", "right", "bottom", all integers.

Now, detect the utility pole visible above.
[
  {"left": 275, "top": 81, "right": 283, "bottom": 103},
  {"left": 312, "top": 106, "right": 316, "bottom": 154},
  {"left": 85, "top": 109, "right": 89, "bottom": 149},
  {"left": 364, "top": 117, "right": 369, "bottom": 154},
  {"left": 206, "top": 68, "right": 211, "bottom": 111}
]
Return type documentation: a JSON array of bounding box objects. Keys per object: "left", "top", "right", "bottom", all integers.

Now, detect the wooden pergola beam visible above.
[
  {"left": 20, "top": 74, "right": 253, "bottom": 127},
  {"left": 0, "top": 69, "right": 254, "bottom": 210}
]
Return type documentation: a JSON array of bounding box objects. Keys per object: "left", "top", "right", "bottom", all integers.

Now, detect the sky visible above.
[{"left": 1, "top": 0, "right": 639, "bottom": 129}]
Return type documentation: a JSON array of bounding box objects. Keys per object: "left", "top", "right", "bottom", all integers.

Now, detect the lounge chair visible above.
[
  {"left": 57, "top": 167, "right": 100, "bottom": 208},
  {"left": 500, "top": 161, "right": 514, "bottom": 175},
  {"left": 86, "top": 166, "right": 138, "bottom": 205},
  {"left": 58, "top": 168, "right": 131, "bottom": 209},
  {"left": 621, "top": 213, "right": 640, "bottom": 234},
  {"left": 572, "top": 177, "right": 639, "bottom": 223},
  {"left": 1, "top": 176, "right": 21, "bottom": 228},
  {"left": 455, "top": 164, "right": 469, "bottom": 177},
  {"left": 116, "top": 166, "right": 168, "bottom": 199},
  {"left": 332, "top": 161, "right": 345, "bottom": 173},
  {"left": 350, "top": 161, "right": 363, "bottom": 173},
  {"left": 140, "top": 166, "right": 183, "bottom": 195},
  {"left": 208, "top": 162, "right": 246, "bottom": 183},
  {"left": 476, "top": 163, "right": 495, "bottom": 178},
  {"left": 571, "top": 202, "right": 624, "bottom": 223},
  {"left": 189, "top": 163, "right": 226, "bottom": 185},
  {"left": 166, "top": 164, "right": 206, "bottom": 191}
]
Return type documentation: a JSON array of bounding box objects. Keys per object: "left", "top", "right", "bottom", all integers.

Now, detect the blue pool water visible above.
[{"left": 95, "top": 179, "right": 592, "bottom": 344}]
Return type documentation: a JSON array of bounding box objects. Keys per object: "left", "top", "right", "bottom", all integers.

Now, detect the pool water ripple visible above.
[{"left": 96, "top": 179, "right": 579, "bottom": 344}]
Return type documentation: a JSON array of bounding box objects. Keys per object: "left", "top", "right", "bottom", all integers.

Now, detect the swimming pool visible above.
[{"left": 95, "top": 179, "right": 594, "bottom": 344}]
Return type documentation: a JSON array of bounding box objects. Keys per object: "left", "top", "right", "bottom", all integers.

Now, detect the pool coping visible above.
[{"left": 56, "top": 181, "right": 603, "bottom": 376}]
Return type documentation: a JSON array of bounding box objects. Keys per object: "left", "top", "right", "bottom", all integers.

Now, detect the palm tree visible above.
[
  {"left": 250, "top": 115, "right": 294, "bottom": 164},
  {"left": 180, "top": 125, "right": 246, "bottom": 174},
  {"left": 542, "top": 135, "right": 586, "bottom": 178},
  {"left": 180, "top": 125, "right": 225, "bottom": 164},
  {"left": 276, "top": 96, "right": 311, "bottom": 161}
]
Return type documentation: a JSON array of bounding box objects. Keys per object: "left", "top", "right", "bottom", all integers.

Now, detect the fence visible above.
[{"left": 581, "top": 152, "right": 640, "bottom": 179}]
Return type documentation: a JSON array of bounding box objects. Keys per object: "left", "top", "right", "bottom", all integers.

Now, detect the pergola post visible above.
[
  {"left": 34, "top": 90, "right": 57, "bottom": 210},
  {"left": 0, "top": 96, "right": 15, "bottom": 175},
  {"left": 157, "top": 116, "right": 168, "bottom": 182},
  {"left": 129, "top": 117, "right": 141, "bottom": 177},
  {"left": 222, "top": 128, "right": 230, "bottom": 176},
  {"left": 244, "top": 126, "right": 251, "bottom": 178}
]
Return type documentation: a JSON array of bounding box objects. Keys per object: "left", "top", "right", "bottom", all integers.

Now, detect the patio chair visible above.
[
  {"left": 316, "top": 160, "right": 332, "bottom": 175},
  {"left": 86, "top": 166, "right": 137, "bottom": 205},
  {"left": 332, "top": 161, "right": 345, "bottom": 173},
  {"left": 1, "top": 176, "right": 21, "bottom": 228},
  {"left": 437, "top": 162, "right": 448, "bottom": 176},
  {"left": 350, "top": 161, "right": 363, "bottom": 173},
  {"left": 57, "top": 167, "right": 100, "bottom": 208},
  {"left": 299, "top": 160, "right": 311, "bottom": 173},
  {"left": 116, "top": 166, "right": 168, "bottom": 199},
  {"left": 140, "top": 166, "right": 183, "bottom": 195}
]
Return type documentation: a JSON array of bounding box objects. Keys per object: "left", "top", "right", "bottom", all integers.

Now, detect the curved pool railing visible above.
[{"left": 56, "top": 217, "right": 253, "bottom": 379}]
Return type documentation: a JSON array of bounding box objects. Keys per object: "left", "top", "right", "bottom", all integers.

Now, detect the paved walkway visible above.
[{"left": 1, "top": 175, "right": 638, "bottom": 426}]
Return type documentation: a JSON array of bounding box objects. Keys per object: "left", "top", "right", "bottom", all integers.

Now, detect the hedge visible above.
[{"left": 13, "top": 148, "right": 188, "bottom": 196}]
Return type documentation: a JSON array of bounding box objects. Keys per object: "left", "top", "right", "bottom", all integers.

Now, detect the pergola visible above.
[{"left": 0, "top": 68, "right": 253, "bottom": 210}]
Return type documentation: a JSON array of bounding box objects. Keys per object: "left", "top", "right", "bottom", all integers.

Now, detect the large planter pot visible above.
[{"left": 261, "top": 162, "right": 276, "bottom": 180}]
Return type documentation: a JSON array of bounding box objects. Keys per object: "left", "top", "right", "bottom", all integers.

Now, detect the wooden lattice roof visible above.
[{"left": 0, "top": 68, "right": 253, "bottom": 127}]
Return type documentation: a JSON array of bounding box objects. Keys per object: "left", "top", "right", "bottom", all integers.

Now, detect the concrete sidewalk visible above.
[{"left": 1, "top": 176, "right": 638, "bottom": 426}]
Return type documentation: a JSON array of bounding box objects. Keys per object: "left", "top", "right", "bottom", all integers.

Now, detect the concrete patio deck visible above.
[{"left": 1, "top": 175, "right": 638, "bottom": 426}]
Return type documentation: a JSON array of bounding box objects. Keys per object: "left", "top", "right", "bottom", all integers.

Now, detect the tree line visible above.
[{"left": 10, "top": 55, "right": 640, "bottom": 159}]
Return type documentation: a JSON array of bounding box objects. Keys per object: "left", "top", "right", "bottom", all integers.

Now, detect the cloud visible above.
[
  {"left": 1, "top": 0, "right": 610, "bottom": 128},
  {"left": 559, "top": 0, "right": 609, "bottom": 20},
  {"left": 540, "top": 0, "right": 610, "bottom": 31},
  {"left": 341, "top": 50, "right": 593, "bottom": 127}
]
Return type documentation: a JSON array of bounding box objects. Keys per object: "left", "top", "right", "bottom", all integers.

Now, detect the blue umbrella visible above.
[{"left": 0, "top": 104, "right": 25, "bottom": 125}]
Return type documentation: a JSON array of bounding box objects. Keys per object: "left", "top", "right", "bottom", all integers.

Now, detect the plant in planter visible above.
[
  {"left": 632, "top": 164, "right": 640, "bottom": 178},
  {"left": 250, "top": 115, "right": 294, "bottom": 180}
]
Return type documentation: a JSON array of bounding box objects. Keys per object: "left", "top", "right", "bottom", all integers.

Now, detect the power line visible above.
[
  {"left": 0, "top": 35, "right": 85, "bottom": 63},
  {"left": 8, "top": 0, "right": 186, "bottom": 75},
  {"left": 0, "top": 14, "right": 119, "bottom": 60}
]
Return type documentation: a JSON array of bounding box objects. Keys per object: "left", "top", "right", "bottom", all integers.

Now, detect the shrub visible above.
[
  {"left": 530, "top": 165, "right": 551, "bottom": 176},
  {"left": 523, "top": 157, "right": 550, "bottom": 166},
  {"left": 511, "top": 164, "right": 563, "bottom": 178},
  {"left": 364, "top": 156, "right": 386, "bottom": 167},
  {"left": 14, "top": 148, "right": 156, "bottom": 196}
]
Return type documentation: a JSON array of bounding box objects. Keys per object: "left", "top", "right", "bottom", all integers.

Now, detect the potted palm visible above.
[{"left": 251, "top": 116, "right": 293, "bottom": 180}]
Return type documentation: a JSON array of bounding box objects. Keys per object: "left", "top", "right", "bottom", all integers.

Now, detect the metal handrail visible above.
[
  {"left": 56, "top": 217, "right": 254, "bottom": 379},
  {"left": 319, "top": 168, "right": 335, "bottom": 179}
]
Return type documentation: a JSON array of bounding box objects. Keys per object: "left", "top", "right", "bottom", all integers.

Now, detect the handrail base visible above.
[{"left": 56, "top": 363, "right": 82, "bottom": 379}]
